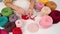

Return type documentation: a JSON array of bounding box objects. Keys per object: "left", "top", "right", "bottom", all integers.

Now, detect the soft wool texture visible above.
[
  {"left": 9, "top": 14, "right": 18, "bottom": 22},
  {"left": 4, "top": 22, "right": 16, "bottom": 32},
  {"left": 15, "top": 20, "right": 23, "bottom": 27},
  {"left": 0, "top": 30, "right": 8, "bottom": 34},
  {"left": 49, "top": 10, "right": 60, "bottom": 24},
  {"left": 37, "top": 0, "right": 48, "bottom": 4},
  {"left": 27, "top": 23, "right": 39, "bottom": 33},
  {"left": 40, "top": 6, "right": 51, "bottom": 16},
  {"left": 35, "top": 2, "right": 44, "bottom": 12},
  {"left": 1, "top": 7, "right": 13, "bottom": 16},
  {"left": 0, "top": 16, "right": 8, "bottom": 27},
  {"left": 12, "top": 27, "right": 22, "bottom": 34},
  {"left": 39, "top": 16, "right": 53, "bottom": 28},
  {"left": 45, "top": 1, "right": 57, "bottom": 10},
  {"left": 22, "top": 15, "right": 29, "bottom": 20}
]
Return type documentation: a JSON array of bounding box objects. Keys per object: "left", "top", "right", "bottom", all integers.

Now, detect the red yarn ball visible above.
[
  {"left": 49, "top": 10, "right": 60, "bottom": 24},
  {"left": 12, "top": 27, "right": 22, "bottom": 34},
  {"left": 22, "top": 15, "right": 29, "bottom": 20}
]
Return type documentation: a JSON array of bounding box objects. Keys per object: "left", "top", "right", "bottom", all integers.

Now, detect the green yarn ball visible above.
[{"left": 1, "top": 7, "right": 13, "bottom": 16}]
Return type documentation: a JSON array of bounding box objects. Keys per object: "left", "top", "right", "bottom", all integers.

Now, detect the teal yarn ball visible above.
[
  {"left": 0, "top": 16, "right": 8, "bottom": 27},
  {"left": 1, "top": 7, "right": 13, "bottom": 16}
]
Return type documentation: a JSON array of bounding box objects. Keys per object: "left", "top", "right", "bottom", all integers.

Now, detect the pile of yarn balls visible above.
[{"left": 0, "top": 0, "right": 60, "bottom": 34}]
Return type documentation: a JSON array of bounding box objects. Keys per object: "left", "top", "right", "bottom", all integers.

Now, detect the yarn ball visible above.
[
  {"left": 0, "top": 29, "right": 8, "bottom": 34},
  {"left": 22, "top": 15, "right": 29, "bottom": 20},
  {"left": 39, "top": 16, "right": 53, "bottom": 28},
  {"left": 12, "top": 27, "right": 22, "bottom": 34},
  {"left": 27, "top": 23, "right": 39, "bottom": 33},
  {"left": 49, "top": 10, "right": 60, "bottom": 24},
  {"left": 9, "top": 14, "right": 18, "bottom": 22},
  {"left": 15, "top": 20, "right": 23, "bottom": 27},
  {"left": 45, "top": 1, "right": 57, "bottom": 10},
  {"left": 0, "top": 16, "right": 8, "bottom": 27},
  {"left": 4, "top": 22, "right": 16, "bottom": 32},
  {"left": 37, "top": 0, "right": 48, "bottom": 4},
  {"left": 1, "top": 7, "right": 13, "bottom": 16},
  {"left": 40, "top": 6, "right": 51, "bottom": 16},
  {"left": 35, "top": 2, "right": 44, "bottom": 12}
]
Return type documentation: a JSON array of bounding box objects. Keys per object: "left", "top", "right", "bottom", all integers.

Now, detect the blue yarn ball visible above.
[{"left": 0, "top": 16, "right": 8, "bottom": 27}]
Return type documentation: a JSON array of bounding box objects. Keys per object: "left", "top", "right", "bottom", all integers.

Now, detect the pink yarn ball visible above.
[
  {"left": 0, "top": 30, "right": 8, "bottom": 34},
  {"left": 39, "top": 16, "right": 53, "bottom": 28},
  {"left": 15, "top": 20, "right": 23, "bottom": 27},
  {"left": 35, "top": 2, "right": 44, "bottom": 12},
  {"left": 27, "top": 23, "right": 39, "bottom": 33}
]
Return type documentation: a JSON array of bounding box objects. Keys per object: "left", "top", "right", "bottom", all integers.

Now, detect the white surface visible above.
[{"left": 0, "top": 0, "right": 60, "bottom": 34}]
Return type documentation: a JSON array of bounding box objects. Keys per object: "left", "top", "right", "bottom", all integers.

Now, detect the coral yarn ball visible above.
[
  {"left": 39, "top": 16, "right": 53, "bottom": 28},
  {"left": 12, "top": 27, "right": 22, "bottom": 34}
]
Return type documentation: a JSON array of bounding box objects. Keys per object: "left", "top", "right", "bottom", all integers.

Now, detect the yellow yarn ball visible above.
[{"left": 38, "top": 0, "right": 49, "bottom": 4}]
